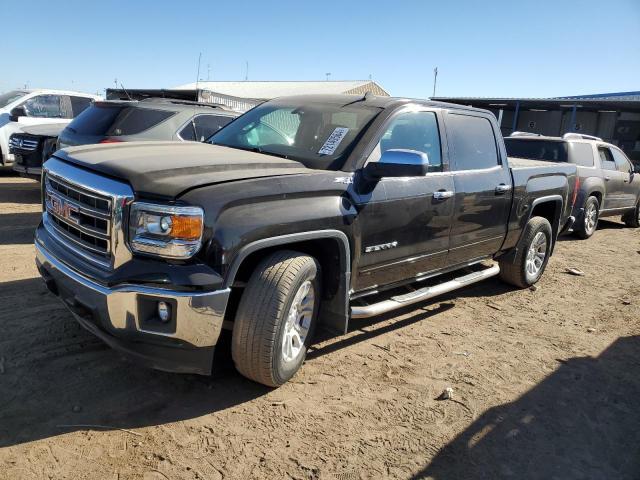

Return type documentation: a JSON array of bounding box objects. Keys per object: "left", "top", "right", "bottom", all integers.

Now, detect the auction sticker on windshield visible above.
[{"left": 318, "top": 127, "right": 349, "bottom": 155}]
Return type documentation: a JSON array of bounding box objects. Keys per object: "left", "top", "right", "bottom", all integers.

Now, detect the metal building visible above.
[
  {"left": 433, "top": 91, "right": 640, "bottom": 163},
  {"left": 107, "top": 80, "right": 389, "bottom": 114}
]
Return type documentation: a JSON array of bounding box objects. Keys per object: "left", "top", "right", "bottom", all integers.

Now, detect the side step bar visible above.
[{"left": 350, "top": 263, "right": 500, "bottom": 319}]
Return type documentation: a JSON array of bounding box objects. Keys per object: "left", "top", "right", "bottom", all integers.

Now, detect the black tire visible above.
[
  {"left": 231, "top": 250, "right": 320, "bottom": 387},
  {"left": 574, "top": 196, "right": 599, "bottom": 239},
  {"left": 623, "top": 200, "right": 640, "bottom": 228},
  {"left": 499, "top": 216, "right": 553, "bottom": 288}
]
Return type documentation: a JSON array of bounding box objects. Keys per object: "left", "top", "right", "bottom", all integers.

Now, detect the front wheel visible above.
[
  {"left": 231, "top": 250, "right": 320, "bottom": 387},
  {"left": 499, "top": 216, "right": 553, "bottom": 288}
]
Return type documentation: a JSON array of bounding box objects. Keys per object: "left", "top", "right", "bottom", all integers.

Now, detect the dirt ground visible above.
[{"left": 0, "top": 172, "right": 639, "bottom": 480}]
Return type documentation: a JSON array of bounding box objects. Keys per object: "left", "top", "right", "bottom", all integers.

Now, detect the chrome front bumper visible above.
[{"left": 35, "top": 241, "right": 230, "bottom": 375}]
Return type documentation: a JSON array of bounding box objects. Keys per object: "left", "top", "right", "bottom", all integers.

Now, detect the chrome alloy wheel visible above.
[
  {"left": 585, "top": 203, "right": 598, "bottom": 234},
  {"left": 525, "top": 231, "right": 547, "bottom": 279},
  {"left": 281, "top": 280, "right": 315, "bottom": 363}
]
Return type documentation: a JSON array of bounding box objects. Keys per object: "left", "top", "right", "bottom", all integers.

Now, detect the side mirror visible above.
[
  {"left": 9, "top": 106, "right": 27, "bottom": 122},
  {"left": 633, "top": 162, "right": 640, "bottom": 174},
  {"left": 364, "top": 149, "right": 429, "bottom": 178}
]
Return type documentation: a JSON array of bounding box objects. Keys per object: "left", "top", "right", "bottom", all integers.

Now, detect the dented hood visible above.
[{"left": 52, "top": 141, "right": 313, "bottom": 198}]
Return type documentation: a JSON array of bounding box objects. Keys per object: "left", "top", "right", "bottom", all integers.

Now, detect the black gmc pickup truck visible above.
[{"left": 35, "top": 94, "right": 577, "bottom": 386}]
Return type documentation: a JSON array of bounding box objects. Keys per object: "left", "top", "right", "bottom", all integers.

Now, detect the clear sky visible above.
[{"left": 2, "top": 0, "right": 639, "bottom": 99}]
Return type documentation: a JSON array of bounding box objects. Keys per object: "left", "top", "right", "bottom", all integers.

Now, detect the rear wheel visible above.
[
  {"left": 574, "top": 196, "right": 599, "bottom": 239},
  {"left": 499, "top": 216, "right": 553, "bottom": 288},
  {"left": 231, "top": 250, "right": 320, "bottom": 387},
  {"left": 623, "top": 200, "right": 640, "bottom": 228}
]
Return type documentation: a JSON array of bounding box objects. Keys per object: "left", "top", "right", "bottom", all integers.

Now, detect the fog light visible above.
[{"left": 157, "top": 301, "right": 171, "bottom": 322}]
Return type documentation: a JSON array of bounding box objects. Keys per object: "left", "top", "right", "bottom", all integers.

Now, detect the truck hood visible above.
[{"left": 53, "top": 141, "right": 314, "bottom": 198}]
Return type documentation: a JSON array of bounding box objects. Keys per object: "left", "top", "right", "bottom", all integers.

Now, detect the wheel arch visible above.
[
  {"left": 528, "top": 195, "right": 563, "bottom": 255},
  {"left": 224, "top": 230, "right": 352, "bottom": 335}
]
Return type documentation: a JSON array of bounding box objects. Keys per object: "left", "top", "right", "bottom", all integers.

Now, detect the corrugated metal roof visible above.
[
  {"left": 433, "top": 91, "right": 640, "bottom": 103},
  {"left": 173, "top": 80, "right": 389, "bottom": 98},
  {"left": 554, "top": 91, "right": 640, "bottom": 101}
]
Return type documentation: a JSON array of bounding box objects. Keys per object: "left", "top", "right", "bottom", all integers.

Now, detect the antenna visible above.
[
  {"left": 120, "top": 83, "right": 132, "bottom": 101},
  {"left": 191, "top": 53, "right": 202, "bottom": 141},
  {"left": 432, "top": 67, "right": 438, "bottom": 98}
]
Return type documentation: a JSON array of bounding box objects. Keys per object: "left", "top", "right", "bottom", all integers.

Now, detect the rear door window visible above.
[
  {"left": 598, "top": 147, "right": 617, "bottom": 171},
  {"left": 180, "top": 115, "right": 234, "bottom": 141},
  {"left": 447, "top": 114, "right": 499, "bottom": 170}
]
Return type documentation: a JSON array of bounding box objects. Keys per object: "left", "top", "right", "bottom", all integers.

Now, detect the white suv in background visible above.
[{"left": 0, "top": 89, "right": 101, "bottom": 167}]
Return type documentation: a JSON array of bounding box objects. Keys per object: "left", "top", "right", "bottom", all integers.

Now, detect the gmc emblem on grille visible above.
[{"left": 48, "top": 193, "right": 80, "bottom": 224}]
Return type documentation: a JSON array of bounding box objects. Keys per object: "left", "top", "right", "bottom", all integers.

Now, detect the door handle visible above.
[
  {"left": 604, "top": 176, "right": 611, "bottom": 181},
  {"left": 495, "top": 183, "right": 512, "bottom": 194},
  {"left": 433, "top": 190, "right": 454, "bottom": 200}
]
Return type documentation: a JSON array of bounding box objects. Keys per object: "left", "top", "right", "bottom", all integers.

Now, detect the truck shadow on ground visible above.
[
  {"left": 413, "top": 335, "right": 640, "bottom": 479},
  {"left": 0, "top": 212, "right": 42, "bottom": 244},
  {"left": 0, "top": 276, "right": 462, "bottom": 448},
  {"left": 0, "top": 175, "right": 41, "bottom": 204}
]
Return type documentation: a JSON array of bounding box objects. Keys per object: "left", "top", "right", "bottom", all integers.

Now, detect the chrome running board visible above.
[{"left": 350, "top": 263, "right": 500, "bottom": 319}]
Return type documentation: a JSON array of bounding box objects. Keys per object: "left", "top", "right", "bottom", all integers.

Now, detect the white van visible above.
[{"left": 0, "top": 89, "right": 101, "bottom": 166}]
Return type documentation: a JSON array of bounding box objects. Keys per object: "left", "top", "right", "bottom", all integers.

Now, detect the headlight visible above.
[{"left": 129, "top": 202, "right": 204, "bottom": 259}]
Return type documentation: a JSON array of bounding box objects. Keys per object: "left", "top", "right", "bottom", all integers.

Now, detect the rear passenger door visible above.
[
  {"left": 598, "top": 146, "right": 625, "bottom": 210},
  {"left": 178, "top": 114, "right": 234, "bottom": 142},
  {"left": 444, "top": 112, "right": 512, "bottom": 266}
]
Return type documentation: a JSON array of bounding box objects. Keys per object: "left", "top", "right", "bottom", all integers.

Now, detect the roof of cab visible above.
[{"left": 266, "top": 94, "right": 494, "bottom": 115}]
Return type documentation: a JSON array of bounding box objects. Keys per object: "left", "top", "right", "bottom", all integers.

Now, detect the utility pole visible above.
[
  {"left": 432, "top": 67, "right": 438, "bottom": 98},
  {"left": 245, "top": 61, "right": 249, "bottom": 81},
  {"left": 207, "top": 64, "right": 211, "bottom": 81},
  {"left": 325, "top": 72, "right": 331, "bottom": 81},
  {"left": 114, "top": 78, "right": 118, "bottom": 89}
]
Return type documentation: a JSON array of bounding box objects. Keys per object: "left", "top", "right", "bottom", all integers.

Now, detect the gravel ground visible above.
[{"left": 0, "top": 173, "right": 638, "bottom": 480}]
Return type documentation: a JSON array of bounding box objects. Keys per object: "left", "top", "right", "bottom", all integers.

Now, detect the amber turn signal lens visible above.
[{"left": 170, "top": 215, "right": 203, "bottom": 240}]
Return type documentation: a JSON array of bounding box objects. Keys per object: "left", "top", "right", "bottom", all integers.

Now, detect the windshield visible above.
[
  {"left": 504, "top": 138, "right": 568, "bottom": 162},
  {"left": 208, "top": 100, "right": 381, "bottom": 169},
  {"left": 0, "top": 90, "right": 28, "bottom": 109}
]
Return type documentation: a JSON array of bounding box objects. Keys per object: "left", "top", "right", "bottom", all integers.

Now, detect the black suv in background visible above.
[
  {"left": 10, "top": 124, "right": 64, "bottom": 179},
  {"left": 11, "top": 98, "right": 239, "bottom": 179},
  {"left": 505, "top": 132, "right": 640, "bottom": 238},
  {"left": 58, "top": 98, "right": 239, "bottom": 148}
]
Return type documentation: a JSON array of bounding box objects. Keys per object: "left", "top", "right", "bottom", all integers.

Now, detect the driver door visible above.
[{"left": 353, "top": 109, "right": 454, "bottom": 292}]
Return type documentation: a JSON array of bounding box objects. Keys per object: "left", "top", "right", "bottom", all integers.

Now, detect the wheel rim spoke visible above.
[
  {"left": 281, "top": 280, "right": 315, "bottom": 363},
  {"left": 525, "top": 231, "right": 547, "bottom": 279}
]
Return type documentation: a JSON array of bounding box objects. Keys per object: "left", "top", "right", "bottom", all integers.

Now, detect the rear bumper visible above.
[{"left": 35, "top": 241, "right": 230, "bottom": 375}]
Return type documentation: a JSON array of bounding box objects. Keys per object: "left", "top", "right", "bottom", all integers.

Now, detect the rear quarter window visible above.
[{"left": 568, "top": 143, "right": 595, "bottom": 167}]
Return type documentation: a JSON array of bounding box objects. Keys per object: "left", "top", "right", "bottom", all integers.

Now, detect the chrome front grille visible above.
[
  {"left": 9, "top": 136, "right": 39, "bottom": 151},
  {"left": 45, "top": 173, "right": 112, "bottom": 261},
  {"left": 42, "top": 158, "right": 134, "bottom": 270}
]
